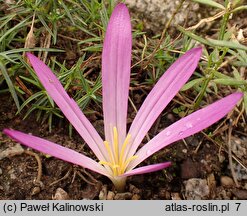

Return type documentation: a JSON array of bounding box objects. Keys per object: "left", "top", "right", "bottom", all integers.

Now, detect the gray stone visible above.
[{"left": 184, "top": 178, "right": 210, "bottom": 200}]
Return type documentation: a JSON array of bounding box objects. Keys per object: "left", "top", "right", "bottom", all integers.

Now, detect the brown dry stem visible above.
[{"left": 24, "top": 150, "right": 42, "bottom": 184}]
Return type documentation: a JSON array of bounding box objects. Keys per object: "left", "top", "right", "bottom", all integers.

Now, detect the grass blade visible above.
[
  {"left": 207, "top": 39, "right": 247, "bottom": 51},
  {"left": 0, "top": 61, "right": 20, "bottom": 110},
  {"left": 192, "top": 0, "right": 225, "bottom": 9}
]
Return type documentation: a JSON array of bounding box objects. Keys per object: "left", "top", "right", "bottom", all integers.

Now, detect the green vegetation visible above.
[{"left": 1, "top": 0, "right": 247, "bottom": 133}]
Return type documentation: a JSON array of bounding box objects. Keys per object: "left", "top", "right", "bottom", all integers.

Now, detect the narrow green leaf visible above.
[
  {"left": 207, "top": 39, "right": 247, "bottom": 51},
  {"left": 214, "top": 71, "right": 231, "bottom": 79},
  {"left": 0, "top": 13, "right": 15, "bottom": 29},
  {"left": 19, "top": 75, "right": 40, "bottom": 88},
  {"left": 214, "top": 78, "right": 247, "bottom": 86},
  {"left": 0, "top": 61, "right": 20, "bottom": 110},
  {"left": 18, "top": 91, "right": 45, "bottom": 113},
  {"left": 59, "top": 0, "right": 75, "bottom": 25},
  {"left": 82, "top": 44, "right": 102, "bottom": 52},
  {"left": 78, "top": 37, "right": 102, "bottom": 45},
  {"left": 192, "top": 0, "right": 225, "bottom": 9},
  {"left": 37, "top": 14, "right": 56, "bottom": 43},
  {"left": 177, "top": 26, "right": 213, "bottom": 46},
  {"left": 0, "top": 48, "right": 64, "bottom": 56},
  {"left": 46, "top": 93, "right": 55, "bottom": 108},
  {"left": 0, "top": 16, "right": 31, "bottom": 43},
  {"left": 232, "top": 5, "right": 247, "bottom": 13},
  {"left": 23, "top": 96, "right": 48, "bottom": 119},
  {"left": 232, "top": 67, "right": 242, "bottom": 80},
  {"left": 178, "top": 26, "right": 247, "bottom": 51},
  {"left": 181, "top": 78, "right": 204, "bottom": 91}
]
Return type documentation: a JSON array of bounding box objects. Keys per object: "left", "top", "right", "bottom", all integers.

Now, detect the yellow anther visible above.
[
  {"left": 99, "top": 160, "right": 119, "bottom": 176},
  {"left": 100, "top": 127, "right": 138, "bottom": 176},
  {"left": 103, "top": 141, "right": 115, "bottom": 164},
  {"left": 121, "top": 155, "right": 138, "bottom": 174},
  {"left": 99, "top": 161, "right": 113, "bottom": 167},
  {"left": 119, "top": 134, "right": 131, "bottom": 167}
]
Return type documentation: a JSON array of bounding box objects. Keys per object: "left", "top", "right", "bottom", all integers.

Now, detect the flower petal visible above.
[
  {"left": 126, "top": 47, "right": 202, "bottom": 159},
  {"left": 128, "top": 92, "right": 243, "bottom": 170},
  {"left": 3, "top": 129, "right": 109, "bottom": 177},
  {"left": 102, "top": 3, "right": 132, "bottom": 146},
  {"left": 123, "top": 162, "right": 171, "bottom": 177},
  {"left": 26, "top": 53, "right": 107, "bottom": 161}
]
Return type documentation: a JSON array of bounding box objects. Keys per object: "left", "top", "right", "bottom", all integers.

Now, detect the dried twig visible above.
[
  {"left": 23, "top": 12, "right": 36, "bottom": 54},
  {"left": 39, "top": 31, "right": 51, "bottom": 63},
  {"left": 81, "top": 169, "right": 98, "bottom": 183},
  {"left": 77, "top": 171, "right": 96, "bottom": 185},
  {"left": 15, "top": 76, "right": 33, "bottom": 97},
  {"left": 193, "top": 137, "right": 205, "bottom": 154},
  {"left": 49, "top": 167, "right": 72, "bottom": 186},
  {"left": 186, "top": 11, "right": 225, "bottom": 31},
  {"left": 24, "top": 150, "right": 42, "bottom": 184}
]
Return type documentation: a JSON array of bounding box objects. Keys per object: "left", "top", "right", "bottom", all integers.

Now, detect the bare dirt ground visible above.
[{"left": 1, "top": 92, "right": 247, "bottom": 200}]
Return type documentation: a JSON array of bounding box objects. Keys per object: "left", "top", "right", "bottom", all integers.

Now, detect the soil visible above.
[{"left": 1, "top": 92, "right": 247, "bottom": 200}]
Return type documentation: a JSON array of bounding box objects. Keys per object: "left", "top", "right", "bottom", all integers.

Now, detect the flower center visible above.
[{"left": 99, "top": 127, "right": 137, "bottom": 176}]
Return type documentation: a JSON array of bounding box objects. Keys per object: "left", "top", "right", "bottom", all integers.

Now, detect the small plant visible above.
[
  {"left": 178, "top": 0, "right": 247, "bottom": 112},
  {"left": 3, "top": 3, "right": 243, "bottom": 192},
  {"left": 0, "top": 0, "right": 114, "bottom": 116}
]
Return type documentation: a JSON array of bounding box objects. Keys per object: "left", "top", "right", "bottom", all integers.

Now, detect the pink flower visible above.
[{"left": 3, "top": 3, "right": 243, "bottom": 191}]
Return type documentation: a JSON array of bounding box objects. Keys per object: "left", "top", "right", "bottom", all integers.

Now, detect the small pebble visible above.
[
  {"left": 167, "top": 113, "right": 175, "bottom": 122},
  {"left": 220, "top": 176, "right": 234, "bottom": 187},
  {"left": 218, "top": 153, "right": 225, "bottom": 163},
  {"left": 231, "top": 137, "right": 247, "bottom": 158},
  {"left": 232, "top": 189, "right": 247, "bottom": 199},
  {"left": 182, "top": 149, "right": 187, "bottom": 154},
  {"left": 171, "top": 192, "right": 181, "bottom": 200},
  {"left": 0, "top": 144, "right": 24, "bottom": 160},
  {"left": 216, "top": 189, "right": 232, "bottom": 199},
  {"left": 114, "top": 192, "right": 132, "bottom": 200},
  {"left": 52, "top": 188, "right": 69, "bottom": 200},
  {"left": 31, "top": 187, "right": 41, "bottom": 196},
  {"left": 129, "top": 184, "right": 140, "bottom": 194},
  {"left": 106, "top": 191, "right": 115, "bottom": 200},
  {"left": 8, "top": 169, "right": 16, "bottom": 179},
  {"left": 244, "top": 183, "right": 247, "bottom": 190},
  {"left": 232, "top": 163, "right": 247, "bottom": 180},
  {"left": 99, "top": 185, "right": 107, "bottom": 200},
  {"left": 10, "top": 173, "right": 16, "bottom": 179},
  {"left": 132, "top": 194, "right": 141, "bottom": 200},
  {"left": 0, "top": 168, "right": 2, "bottom": 175},
  {"left": 184, "top": 178, "right": 209, "bottom": 200},
  {"left": 158, "top": 189, "right": 170, "bottom": 199}
]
